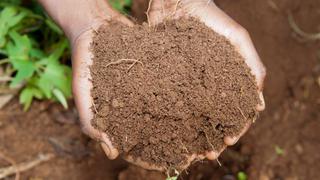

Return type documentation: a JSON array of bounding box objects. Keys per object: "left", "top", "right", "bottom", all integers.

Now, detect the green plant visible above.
[
  {"left": 0, "top": 0, "right": 132, "bottom": 110},
  {"left": 166, "top": 176, "right": 178, "bottom": 180},
  {"left": 237, "top": 171, "right": 247, "bottom": 180},
  {"left": 0, "top": 1, "right": 71, "bottom": 110},
  {"left": 275, "top": 145, "right": 284, "bottom": 155},
  {"left": 109, "top": 0, "right": 132, "bottom": 14}
]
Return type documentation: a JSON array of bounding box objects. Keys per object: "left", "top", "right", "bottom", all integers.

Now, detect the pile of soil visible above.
[
  {"left": 1, "top": 0, "right": 320, "bottom": 179},
  {"left": 90, "top": 18, "right": 259, "bottom": 168}
]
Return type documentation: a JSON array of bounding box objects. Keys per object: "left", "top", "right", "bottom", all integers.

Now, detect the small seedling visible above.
[
  {"left": 166, "top": 176, "right": 178, "bottom": 180},
  {"left": 237, "top": 171, "right": 247, "bottom": 180},
  {"left": 0, "top": 3, "right": 71, "bottom": 110},
  {"left": 275, "top": 145, "right": 284, "bottom": 155}
]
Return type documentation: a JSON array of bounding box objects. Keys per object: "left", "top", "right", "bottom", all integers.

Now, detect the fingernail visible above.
[
  {"left": 256, "top": 91, "right": 265, "bottom": 111},
  {"left": 224, "top": 136, "right": 238, "bottom": 146},
  {"left": 206, "top": 151, "right": 218, "bottom": 160},
  {"left": 100, "top": 142, "right": 111, "bottom": 157}
]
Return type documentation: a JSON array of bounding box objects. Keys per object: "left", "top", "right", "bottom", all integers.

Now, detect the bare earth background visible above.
[{"left": 1, "top": 0, "right": 320, "bottom": 179}]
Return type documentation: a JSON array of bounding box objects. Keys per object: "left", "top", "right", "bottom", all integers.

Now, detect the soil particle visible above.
[{"left": 90, "top": 18, "right": 259, "bottom": 169}]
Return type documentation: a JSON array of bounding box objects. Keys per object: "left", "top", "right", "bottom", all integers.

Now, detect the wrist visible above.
[{"left": 38, "top": 0, "right": 114, "bottom": 43}]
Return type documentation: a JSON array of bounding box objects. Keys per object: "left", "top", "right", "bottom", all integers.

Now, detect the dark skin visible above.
[{"left": 39, "top": 0, "right": 266, "bottom": 171}]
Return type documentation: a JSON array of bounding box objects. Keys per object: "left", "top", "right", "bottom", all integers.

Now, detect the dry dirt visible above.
[
  {"left": 90, "top": 18, "right": 259, "bottom": 169},
  {"left": 0, "top": 0, "right": 320, "bottom": 179}
]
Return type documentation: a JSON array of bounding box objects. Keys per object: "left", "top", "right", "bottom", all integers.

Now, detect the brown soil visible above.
[
  {"left": 90, "top": 18, "right": 259, "bottom": 168},
  {"left": 1, "top": 0, "right": 320, "bottom": 179}
]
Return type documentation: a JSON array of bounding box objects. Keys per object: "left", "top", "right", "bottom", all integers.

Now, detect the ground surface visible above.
[{"left": 0, "top": 0, "right": 320, "bottom": 179}]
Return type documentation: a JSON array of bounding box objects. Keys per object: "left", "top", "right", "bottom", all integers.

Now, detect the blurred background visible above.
[{"left": 0, "top": 0, "right": 319, "bottom": 179}]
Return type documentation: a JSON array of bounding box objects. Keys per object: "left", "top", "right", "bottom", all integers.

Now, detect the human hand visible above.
[
  {"left": 67, "top": 3, "right": 133, "bottom": 160},
  {"left": 38, "top": 0, "right": 133, "bottom": 160},
  {"left": 134, "top": 0, "right": 266, "bottom": 170},
  {"left": 39, "top": 0, "right": 266, "bottom": 172}
]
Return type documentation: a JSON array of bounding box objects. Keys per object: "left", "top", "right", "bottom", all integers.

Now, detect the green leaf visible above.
[
  {"left": 19, "top": 87, "right": 33, "bottom": 111},
  {"left": 35, "top": 39, "right": 71, "bottom": 98},
  {"left": 2, "top": 0, "right": 22, "bottom": 5},
  {"left": 20, "top": 88, "right": 33, "bottom": 111},
  {"left": 32, "top": 88, "right": 44, "bottom": 99},
  {"left": 19, "top": 86, "right": 44, "bottom": 111},
  {"left": 52, "top": 88, "right": 68, "bottom": 109},
  {"left": 7, "top": 9, "right": 27, "bottom": 27},
  {"left": 166, "top": 177, "right": 178, "bottom": 180},
  {"left": 109, "top": 0, "right": 132, "bottom": 14},
  {"left": 7, "top": 31, "right": 32, "bottom": 60},
  {"left": 30, "top": 48, "right": 45, "bottom": 59},
  {"left": 6, "top": 31, "right": 37, "bottom": 87},
  {"left": 237, "top": 172, "right": 247, "bottom": 180},
  {"left": 45, "top": 18, "right": 63, "bottom": 35},
  {"left": 37, "top": 75, "right": 52, "bottom": 98},
  {"left": 0, "top": 6, "right": 27, "bottom": 47},
  {"left": 49, "top": 38, "right": 68, "bottom": 62},
  {"left": 36, "top": 61, "right": 71, "bottom": 98},
  {"left": 275, "top": 145, "right": 284, "bottom": 155},
  {"left": 10, "top": 60, "right": 35, "bottom": 87}
]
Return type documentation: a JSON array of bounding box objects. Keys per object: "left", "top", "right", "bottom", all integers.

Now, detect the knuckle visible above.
[
  {"left": 80, "top": 124, "right": 90, "bottom": 136},
  {"left": 257, "top": 64, "right": 267, "bottom": 83},
  {"left": 261, "top": 65, "right": 267, "bottom": 79},
  {"left": 234, "top": 25, "right": 250, "bottom": 39},
  {"left": 240, "top": 28, "right": 250, "bottom": 39}
]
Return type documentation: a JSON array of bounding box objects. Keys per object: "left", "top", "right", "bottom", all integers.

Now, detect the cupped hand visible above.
[
  {"left": 137, "top": 0, "right": 266, "bottom": 170},
  {"left": 71, "top": 3, "right": 133, "bottom": 160},
  {"left": 71, "top": 0, "right": 266, "bottom": 172}
]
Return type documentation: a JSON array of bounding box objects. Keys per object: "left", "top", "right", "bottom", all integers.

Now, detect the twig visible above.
[
  {"left": 288, "top": 12, "right": 320, "bottom": 41},
  {"left": 161, "top": 0, "right": 165, "bottom": 19},
  {"left": 105, "top": 59, "right": 143, "bottom": 68},
  {"left": 172, "top": 0, "right": 181, "bottom": 16},
  {"left": 126, "top": 61, "right": 139, "bottom": 72},
  {"left": 105, "top": 59, "right": 143, "bottom": 73},
  {"left": 0, "top": 153, "right": 54, "bottom": 179},
  {"left": 204, "top": 132, "right": 215, "bottom": 151},
  {"left": 267, "top": 0, "right": 280, "bottom": 11},
  {"left": 0, "top": 151, "right": 19, "bottom": 180},
  {"left": 0, "top": 76, "right": 12, "bottom": 82},
  {"left": 180, "top": 141, "right": 189, "bottom": 153},
  {"left": 90, "top": 27, "right": 98, "bottom": 34},
  {"left": 237, "top": 106, "right": 247, "bottom": 122},
  {"left": 146, "top": 0, "right": 153, "bottom": 27},
  {"left": 92, "top": 102, "right": 98, "bottom": 114},
  {"left": 216, "top": 158, "right": 222, "bottom": 166}
]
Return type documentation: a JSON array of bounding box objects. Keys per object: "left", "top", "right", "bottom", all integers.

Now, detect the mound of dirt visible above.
[{"left": 90, "top": 18, "right": 259, "bottom": 169}]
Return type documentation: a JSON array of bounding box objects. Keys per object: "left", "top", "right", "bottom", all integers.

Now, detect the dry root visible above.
[
  {"left": 146, "top": 0, "right": 154, "bottom": 26},
  {"left": 288, "top": 12, "right": 320, "bottom": 41},
  {"left": 105, "top": 59, "right": 143, "bottom": 72},
  {"left": 0, "top": 151, "right": 19, "bottom": 180},
  {"left": 0, "top": 153, "right": 54, "bottom": 180}
]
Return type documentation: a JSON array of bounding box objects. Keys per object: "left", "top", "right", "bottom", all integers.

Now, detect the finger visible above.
[
  {"left": 72, "top": 30, "right": 120, "bottom": 159},
  {"left": 100, "top": 133, "right": 119, "bottom": 159},
  {"left": 224, "top": 121, "right": 252, "bottom": 146},
  {"left": 94, "top": 1, "right": 134, "bottom": 27},
  {"left": 72, "top": 30, "right": 97, "bottom": 139},
  {"left": 205, "top": 143, "right": 227, "bottom": 160},
  {"left": 148, "top": 0, "right": 185, "bottom": 26},
  {"left": 124, "top": 155, "right": 165, "bottom": 171},
  {"left": 257, "top": 91, "right": 265, "bottom": 111},
  {"left": 182, "top": 1, "right": 266, "bottom": 93}
]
